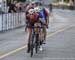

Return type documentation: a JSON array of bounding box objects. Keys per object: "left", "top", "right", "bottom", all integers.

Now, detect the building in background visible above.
[
  {"left": 64, "top": 0, "right": 75, "bottom": 9},
  {"left": 58, "top": 0, "right": 74, "bottom": 6},
  {"left": 51, "top": 0, "right": 75, "bottom": 9}
]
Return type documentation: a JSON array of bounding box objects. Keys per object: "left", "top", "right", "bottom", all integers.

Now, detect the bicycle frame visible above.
[{"left": 30, "top": 23, "right": 41, "bottom": 57}]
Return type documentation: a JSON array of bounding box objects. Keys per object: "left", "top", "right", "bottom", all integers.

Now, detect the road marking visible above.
[
  {"left": 0, "top": 25, "right": 74, "bottom": 59},
  {"left": 47, "top": 25, "right": 74, "bottom": 38},
  {"left": 0, "top": 45, "right": 27, "bottom": 59}
]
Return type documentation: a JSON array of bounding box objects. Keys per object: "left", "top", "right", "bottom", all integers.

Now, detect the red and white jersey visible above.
[{"left": 26, "top": 12, "right": 39, "bottom": 23}]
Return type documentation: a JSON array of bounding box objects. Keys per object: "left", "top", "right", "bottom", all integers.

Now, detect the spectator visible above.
[
  {"left": 49, "top": 4, "right": 53, "bottom": 13},
  {"left": 16, "top": 2, "right": 24, "bottom": 12},
  {"left": 8, "top": 1, "right": 18, "bottom": 13}
]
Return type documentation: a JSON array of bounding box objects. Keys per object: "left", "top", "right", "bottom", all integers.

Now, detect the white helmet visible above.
[
  {"left": 28, "top": 9, "right": 34, "bottom": 15},
  {"left": 34, "top": 7, "right": 40, "bottom": 13},
  {"left": 39, "top": 6, "right": 43, "bottom": 11}
]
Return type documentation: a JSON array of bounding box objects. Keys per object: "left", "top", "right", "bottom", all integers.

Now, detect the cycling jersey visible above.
[
  {"left": 43, "top": 8, "right": 49, "bottom": 18},
  {"left": 26, "top": 12, "right": 39, "bottom": 23},
  {"left": 39, "top": 11, "right": 46, "bottom": 21},
  {"left": 38, "top": 6, "right": 49, "bottom": 20}
]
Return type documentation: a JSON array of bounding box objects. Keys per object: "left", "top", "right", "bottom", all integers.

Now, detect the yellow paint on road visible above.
[
  {"left": 47, "top": 25, "right": 74, "bottom": 38},
  {"left": 0, "top": 25, "right": 74, "bottom": 59},
  {"left": 0, "top": 45, "right": 27, "bottom": 59}
]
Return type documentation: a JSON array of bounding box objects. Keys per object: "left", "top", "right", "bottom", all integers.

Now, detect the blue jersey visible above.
[{"left": 39, "top": 11, "right": 46, "bottom": 20}]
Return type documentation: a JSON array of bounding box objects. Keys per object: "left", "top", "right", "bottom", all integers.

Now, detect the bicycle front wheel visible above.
[{"left": 30, "top": 32, "right": 35, "bottom": 57}]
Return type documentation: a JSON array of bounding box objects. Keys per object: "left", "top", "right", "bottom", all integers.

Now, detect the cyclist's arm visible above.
[
  {"left": 46, "top": 16, "right": 49, "bottom": 25},
  {"left": 44, "top": 8, "right": 49, "bottom": 26}
]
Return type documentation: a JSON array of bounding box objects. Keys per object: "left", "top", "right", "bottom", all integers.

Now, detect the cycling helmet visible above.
[
  {"left": 39, "top": 6, "right": 43, "bottom": 11},
  {"left": 28, "top": 9, "right": 35, "bottom": 15},
  {"left": 34, "top": 7, "right": 40, "bottom": 13}
]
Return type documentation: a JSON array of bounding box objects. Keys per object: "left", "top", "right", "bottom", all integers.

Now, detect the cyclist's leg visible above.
[
  {"left": 42, "top": 16, "right": 49, "bottom": 43},
  {"left": 43, "top": 18, "right": 49, "bottom": 43},
  {"left": 38, "top": 19, "right": 45, "bottom": 44},
  {"left": 39, "top": 28, "right": 43, "bottom": 45},
  {"left": 43, "top": 18, "right": 49, "bottom": 42},
  {"left": 43, "top": 26, "right": 46, "bottom": 43},
  {"left": 40, "top": 19, "right": 47, "bottom": 42},
  {"left": 27, "top": 23, "right": 34, "bottom": 53},
  {"left": 39, "top": 27, "right": 44, "bottom": 51},
  {"left": 27, "top": 27, "right": 32, "bottom": 53},
  {"left": 40, "top": 25, "right": 45, "bottom": 42}
]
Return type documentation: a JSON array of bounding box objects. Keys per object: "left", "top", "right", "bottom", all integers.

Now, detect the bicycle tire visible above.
[{"left": 30, "top": 31, "right": 35, "bottom": 57}]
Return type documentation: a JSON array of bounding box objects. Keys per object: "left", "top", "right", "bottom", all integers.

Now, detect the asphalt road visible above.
[{"left": 0, "top": 9, "right": 75, "bottom": 60}]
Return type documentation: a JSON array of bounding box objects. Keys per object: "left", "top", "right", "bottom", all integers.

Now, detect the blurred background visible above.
[
  {"left": 0, "top": 0, "right": 75, "bottom": 32},
  {"left": 0, "top": 0, "right": 75, "bottom": 13},
  {"left": 0, "top": 0, "right": 75, "bottom": 60}
]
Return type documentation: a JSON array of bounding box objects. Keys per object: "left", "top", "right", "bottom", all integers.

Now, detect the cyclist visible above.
[
  {"left": 34, "top": 6, "right": 49, "bottom": 44},
  {"left": 25, "top": 8, "right": 39, "bottom": 53},
  {"left": 49, "top": 4, "right": 53, "bottom": 13},
  {"left": 42, "top": 7, "right": 49, "bottom": 44},
  {"left": 26, "top": 1, "right": 49, "bottom": 52},
  {"left": 34, "top": 3, "right": 49, "bottom": 50},
  {"left": 26, "top": 1, "right": 42, "bottom": 51}
]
